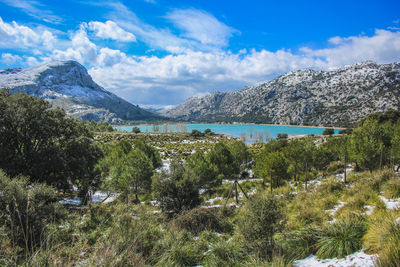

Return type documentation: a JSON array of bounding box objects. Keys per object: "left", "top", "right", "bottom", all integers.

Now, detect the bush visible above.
[
  {"left": 322, "top": 128, "right": 335, "bottom": 136},
  {"left": 202, "top": 237, "right": 248, "bottom": 267},
  {"left": 190, "top": 129, "right": 204, "bottom": 137},
  {"left": 152, "top": 159, "right": 201, "bottom": 215},
  {"left": 0, "top": 170, "right": 66, "bottom": 261},
  {"left": 173, "top": 208, "right": 233, "bottom": 235},
  {"left": 132, "top": 126, "right": 141, "bottom": 133},
  {"left": 382, "top": 177, "right": 400, "bottom": 199},
  {"left": 316, "top": 215, "right": 367, "bottom": 259},
  {"left": 363, "top": 211, "right": 400, "bottom": 266},
  {"left": 275, "top": 226, "right": 320, "bottom": 261},
  {"left": 237, "top": 192, "right": 284, "bottom": 258}
]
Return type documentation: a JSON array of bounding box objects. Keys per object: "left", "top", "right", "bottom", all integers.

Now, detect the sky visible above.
[{"left": 0, "top": 0, "right": 400, "bottom": 107}]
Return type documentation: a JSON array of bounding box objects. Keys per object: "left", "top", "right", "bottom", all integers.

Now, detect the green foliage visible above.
[
  {"left": 173, "top": 207, "right": 233, "bottom": 235},
  {"left": 237, "top": 192, "right": 285, "bottom": 258},
  {"left": 152, "top": 158, "right": 201, "bottom": 214},
  {"left": 275, "top": 225, "right": 320, "bottom": 261},
  {"left": 350, "top": 119, "right": 390, "bottom": 172},
  {"left": 316, "top": 216, "right": 367, "bottom": 259},
  {"left": 0, "top": 170, "right": 65, "bottom": 260},
  {"left": 203, "top": 238, "right": 249, "bottom": 267},
  {"left": 0, "top": 90, "right": 102, "bottom": 194},
  {"left": 363, "top": 210, "right": 400, "bottom": 267},
  {"left": 132, "top": 126, "right": 141, "bottom": 133},
  {"left": 322, "top": 128, "right": 335, "bottom": 136},
  {"left": 85, "top": 120, "right": 114, "bottom": 132},
  {"left": 99, "top": 139, "right": 160, "bottom": 203},
  {"left": 277, "top": 133, "right": 288, "bottom": 140},
  {"left": 254, "top": 151, "right": 289, "bottom": 190},
  {"left": 134, "top": 137, "right": 162, "bottom": 169},
  {"left": 229, "top": 141, "right": 252, "bottom": 171},
  {"left": 382, "top": 176, "right": 400, "bottom": 199},
  {"left": 191, "top": 129, "right": 204, "bottom": 137},
  {"left": 186, "top": 151, "right": 219, "bottom": 187},
  {"left": 208, "top": 142, "right": 239, "bottom": 180}
]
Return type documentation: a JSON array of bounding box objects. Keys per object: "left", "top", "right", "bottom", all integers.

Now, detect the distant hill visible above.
[
  {"left": 164, "top": 61, "right": 400, "bottom": 127},
  {"left": 0, "top": 60, "right": 161, "bottom": 123}
]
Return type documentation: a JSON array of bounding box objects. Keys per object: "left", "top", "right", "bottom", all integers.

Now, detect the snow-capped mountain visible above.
[
  {"left": 164, "top": 61, "right": 400, "bottom": 127},
  {"left": 0, "top": 60, "right": 159, "bottom": 122}
]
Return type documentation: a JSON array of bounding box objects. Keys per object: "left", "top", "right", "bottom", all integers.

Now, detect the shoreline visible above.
[{"left": 112, "top": 122, "right": 346, "bottom": 130}]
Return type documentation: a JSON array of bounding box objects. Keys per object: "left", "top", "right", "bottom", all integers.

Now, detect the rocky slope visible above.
[
  {"left": 0, "top": 61, "right": 160, "bottom": 122},
  {"left": 164, "top": 61, "right": 400, "bottom": 127}
]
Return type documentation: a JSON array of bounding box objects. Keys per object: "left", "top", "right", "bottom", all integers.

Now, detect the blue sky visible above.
[{"left": 0, "top": 0, "right": 400, "bottom": 106}]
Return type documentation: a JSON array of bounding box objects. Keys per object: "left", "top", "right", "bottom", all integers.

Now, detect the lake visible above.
[{"left": 114, "top": 123, "right": 339, "bottom": 142}]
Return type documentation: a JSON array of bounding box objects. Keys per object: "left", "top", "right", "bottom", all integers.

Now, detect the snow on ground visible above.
[
  {"left": 364, "top": 205, "right": 375, "bottom": 215},
  {"left": 59, "top": 191, "right": 119, "bottom": 205},
  {"left": 205, "top": 196, "right": 223, "bottom": 204},
  {"left": 293, "top": 251, "right": 378, "bottom": 267},
  {"left": 222, "top": 178, "right": 263, "bottom": 184},
  {"left": 326, "top": 200, "right": 346, "bottom": 216},
  {"left": 379, "top": 195, "right": 400, "bottom": 210}
]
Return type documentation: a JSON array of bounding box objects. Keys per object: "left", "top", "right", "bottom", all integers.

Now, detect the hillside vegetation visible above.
[{"left": 1, "top": 90, "right": 400, "bottom": 266}]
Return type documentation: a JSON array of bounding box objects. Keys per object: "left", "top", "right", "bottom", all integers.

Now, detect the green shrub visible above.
[
  {"left": 0, "top": 170, "right": 66, "bottom": 260},
  {"left": 383, "top": 177, "right": 400, "bottom": 199},
  {"left": 237, "top": 192, "right": 285, "bottom": 258},
  {"left": 202, "top": 238, "right": 248, "bottom": 267},
  {"left": 316, "top": 177, "right": 345, "bottom": 195},
  {"left": 275, "top": 225, "right": 320, "bottom": 261},
  {"left": 173, "top": 207, "right": 233, "bottom": 235},
  {"left": 363, "top": 210, "right": 400, "bottom": 267},
  {"left": 316, "top": 215, "right": 367, "bottom": 259}
]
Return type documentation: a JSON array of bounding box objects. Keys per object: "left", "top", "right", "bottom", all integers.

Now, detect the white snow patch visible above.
[
  {"left": 379, "top": 196, "right": 400, "bottom": 210},
  {"left": 59, "top": 191, "right": 119, "bottom": 205},
  {"left": 293, "top": 251, "right": 378, "bottom": 267},
  {"left": 326, "top": 201, "right": 346, "bottom": 216},
  {"left": 205, "top": 196, "right": 222, "bottom": 204}
]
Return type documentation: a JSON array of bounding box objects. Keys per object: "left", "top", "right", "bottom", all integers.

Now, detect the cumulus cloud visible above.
[
  {"left": 1, "top": 53, "right": 22, "bottom": 64},
  {"left": 166, "top": 9, "right": 237, "bottom": 47},
  {"left": 1, "top": 14, "right": 399, "bottom": 107},
  {"left": 88, "top": 29, "right": 400, "bottom": 105},
  {"left": 50, "top": 24, "right": 97, "bottom": 64},
  {"left": 0, "top": 17, "right": 56, "bottom": 50},
  {"left": 87, "top": 20, "right": 136, "bottom": 42},
  {"left": 305, "top": 29, "right": 400, "bottom": 68}
]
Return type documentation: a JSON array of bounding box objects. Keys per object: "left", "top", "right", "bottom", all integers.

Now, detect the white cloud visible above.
[
  {"left": 305, "top": 29, "right": 400, "bottom": 68},
  {"left": 1, "top": 53, "right": 22, "bottom": 64},
  {"left": 0, "top": 17, "right": 56, "bottom": 50},
  {"left": 88, "top": 29, "right": 400, "bottom": 105},
  {"left": 0, "top": 0, "right": 62, "bottom": 24},
  {"left": 97, "top": 47, "right": 127, "bottom": 66},
  {"left": 166, "top": 9, "right": 237, "bottom": 47},
  {"left": 50, "top": 24, "right": 98, "bottom": 64},
  {"left": 87, "top": 20, "right": 136, "bottom": 42},
  {"left": 1, "top": 13, "right": 400, "bottom": 107}
]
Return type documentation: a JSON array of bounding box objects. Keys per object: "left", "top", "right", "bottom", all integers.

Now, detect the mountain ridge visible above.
[
  {"left": 163, "top": 61, "right": 400, "bottom": 127},
  {"left": 0, "top": 60, "right": 160, "bottom": 123}
]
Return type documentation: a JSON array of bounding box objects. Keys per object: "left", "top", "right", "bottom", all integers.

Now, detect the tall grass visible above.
[
  {"left": 316, "top": 215, "right": 367, "bottom": 259},
  {"left": 363, "top": 210, "right": 400, "bottom": 267}
]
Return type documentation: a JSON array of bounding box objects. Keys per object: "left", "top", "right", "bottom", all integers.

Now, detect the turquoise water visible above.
[{"left": 114, "top": 124, "right": 339, "bottom": 141}]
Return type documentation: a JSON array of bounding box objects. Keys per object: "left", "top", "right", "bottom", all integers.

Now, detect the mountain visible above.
[
  {"left": 0, "top": 61, "right": 160, "bottom": 122},
  {"left": 164, "top": 61, "right": 400, "bottom": 127}
]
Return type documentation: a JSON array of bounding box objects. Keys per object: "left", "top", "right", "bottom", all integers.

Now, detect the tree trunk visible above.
[
  {"left": 270, "top": 171, "right": 273, "bottom": 193},
  {"left": 235, "top": 180, "right": 238, "bottom": 204},
  {"left": 344, "top": 155, "right": 347, "bottom": 184},
  {"left": 135, "top": 184, "right": 139, "bottom": 203},
  {"left": 305, "top": 162, "right": 308, "bottom": 191}
]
